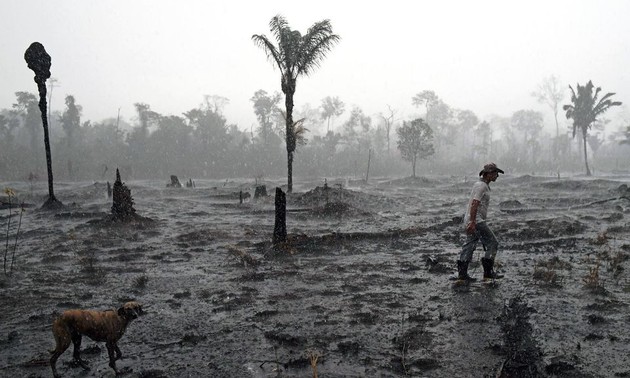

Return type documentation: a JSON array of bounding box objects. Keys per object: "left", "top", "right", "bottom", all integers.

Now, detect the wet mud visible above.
[{"left": 1, "top": 175, "right": 630, "bottom": 377}]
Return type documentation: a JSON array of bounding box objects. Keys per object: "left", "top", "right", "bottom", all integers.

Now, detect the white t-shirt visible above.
[{"left": 463, "top": 180, "right": 491, "bottom": 224}]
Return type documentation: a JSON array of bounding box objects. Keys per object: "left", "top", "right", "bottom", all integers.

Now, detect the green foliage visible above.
[
  {"left": 563, "top": 81, "right": 622, "bottom": 175},
  {"left": 250, "top": 89, "right": 282, "bottom": 144},
  {"left": 321, "top": 96, "right": 345, "bottom": 132},
  {"left": 59, "top": 95, "right": 82, "bottom": 143},
  {"left": 252, "top": 14, "right": 340, "bottom": 192},
  {"left": 411, "top": 91, "right": 454, "bottom": 152},
  {"left": 252, "top": 15, "right": 340, "bottom": 91},
  {"left": 342, "top": 106, "right": 372, "bottom": 149},
  {"left": 396, "top": 118, "right": 435, "bottom": 177},
  {"left": 12, "top": 92, "right": 42, "bottom": 168}
]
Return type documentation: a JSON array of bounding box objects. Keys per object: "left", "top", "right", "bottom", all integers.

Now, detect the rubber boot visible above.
[
  {"left": 457, "top": 260, "right": 476, "bottom": 281},
  {"left": 481, "top": 258, "right": 504, "bottom": 280}
]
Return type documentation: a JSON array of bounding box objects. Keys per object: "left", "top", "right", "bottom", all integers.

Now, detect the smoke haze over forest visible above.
[{"left": 1, "top": 0, "right": 630, "bottom": 181}]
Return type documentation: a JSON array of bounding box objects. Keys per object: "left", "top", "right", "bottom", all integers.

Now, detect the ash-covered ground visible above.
[{"left": 1, "top": 174, "right": 630, "bottom": 377}]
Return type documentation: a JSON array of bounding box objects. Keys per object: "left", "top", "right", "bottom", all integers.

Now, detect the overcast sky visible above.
[{"left": 2, "top": 0, "right": 629, "bottom": 135}]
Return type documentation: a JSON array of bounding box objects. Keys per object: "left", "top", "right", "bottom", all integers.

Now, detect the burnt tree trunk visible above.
[
  {"left": 111, "top": 168, "right": 136, "bottom": 220},
  {"left": 24, "top": 42, "right": 61, "bottom": 209},
  {"left": 273, "top": 187, "right": 287, "bottom": 245},
  {"left": 254, "top": 185, "right": 267, "bottom": 199}
]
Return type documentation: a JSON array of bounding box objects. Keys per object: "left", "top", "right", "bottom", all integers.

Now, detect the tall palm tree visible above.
[
  {"left": 252, "top": 15, "right": 340, "bottom": 193},
  {"left": 563, "top": 81, "right": 622, "bottom": 176}
]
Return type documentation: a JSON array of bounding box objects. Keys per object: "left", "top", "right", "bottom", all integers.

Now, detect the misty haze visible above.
[{"left": 2, "top": 1, "right": 630, "bottom": 377}]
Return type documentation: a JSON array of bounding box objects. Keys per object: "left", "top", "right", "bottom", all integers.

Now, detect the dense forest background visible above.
[{"left": 1, "top": 84, "right": 629, "bottom": 183}]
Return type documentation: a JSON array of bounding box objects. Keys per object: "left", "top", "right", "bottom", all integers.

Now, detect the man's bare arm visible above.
[{"left": 466, "top": 199, "right": 480, "bottom": 234}]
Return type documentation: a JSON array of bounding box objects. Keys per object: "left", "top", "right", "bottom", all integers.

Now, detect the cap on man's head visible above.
[{"left": 479, "top": 162, "right": 505, "bottom": 176}]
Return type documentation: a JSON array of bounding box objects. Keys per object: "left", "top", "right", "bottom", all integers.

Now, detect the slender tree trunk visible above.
[
  {"left": 365, "top": 149, "right": 371, "bottom": 182},
  {"left": 287, "top": 151, "right": 293, "bottom": 193},
  {"left": 285, "top": 85, "right": 296, "bottom": 193},
  {"left": 552, "top": 110, "right": 560, "bottom": 161},
  {"left": 583, "top": 128, "right": 591, "bottom": 176},
  {"left": 36, "top": 80, "right": 57, "bottom": 203},
  {"left": 412, "top": 156, "right": 416, "bottom": 177}
]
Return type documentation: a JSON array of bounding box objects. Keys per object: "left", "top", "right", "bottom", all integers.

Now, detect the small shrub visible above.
[
  {"left": 134, "top": 275, "right": 149, "bottom": 289},
  {"left": 593, "top": 231, "right": 608, "bottom": 245},
  {"left": 533, "top": 266, "right": 562, "bottom": 287},
  {"left": 3, "top": 188, "right": 24, "bottom": 276},
  {"left": 78, "top": 249, "right": 98, "bottom": 274},
  {"left": 533, "top": 257, "right": 568, "bottom": 287},
  {"left": 226, "top": 245, "right": 260, "bottom": 267},
  {"left": 583, "top": 263, "right": 603, "bottom": 291},
  {"left": 198, "top": 289, "right": 211, "bottom": 299},
  {"left": 305, "top": 349, "right": 321, "bottom": 378}
]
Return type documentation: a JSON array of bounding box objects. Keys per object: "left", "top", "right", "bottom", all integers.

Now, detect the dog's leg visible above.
[
  {"left": 71, "top": 331, "right": 90, "bottom": 370},
  {"left": 106, "top": 341, "right": 120, "bottom": 375},
  {"left": 50, "top": 319, "right": 72, "bottom": 378},
  {"left": 50, "top": 337, "right": 70, "bottom": 378},
  {"left": 114, "top": 343, "right": 123, "bottom": 360}
]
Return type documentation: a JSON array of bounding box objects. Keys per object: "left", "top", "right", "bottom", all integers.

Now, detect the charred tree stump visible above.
[
  {"left": 254, "top": 185, "right": 267, "bottom": 199},
  {"left": 239, "top": 190, "right": 243, "bottom": 204},
  {"left": 167, "top": 175, "right": 182, "bottom": 188},
  {"left": 273, "top": 187, "right": 287, "bottom": 245},
  {"left": 24, "top": 42, "right": 62, "bottom": 210},
  {"left": 111, "top": 168, "right": 136, "bottom": 220}
]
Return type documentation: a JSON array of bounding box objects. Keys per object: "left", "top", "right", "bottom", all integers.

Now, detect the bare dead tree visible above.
[{"left": 24, "top": 42, "right": 62, "bottom": 209}]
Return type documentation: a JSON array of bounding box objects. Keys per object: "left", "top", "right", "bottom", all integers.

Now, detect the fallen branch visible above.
[
  {"left": 501, "top": 196, "right": 630, "bottom": 214},
  {"left": 0, "top": 357, "right": 49, "bottom": 369},
  {"left": 226, "top": 245, "right": 260, "bottom": 267},
  {"left": 258, "top": 360, "right": 282, "bottom": 369},
  {"left": 574, "top": 196, "right": 630, "bottom": 208}
]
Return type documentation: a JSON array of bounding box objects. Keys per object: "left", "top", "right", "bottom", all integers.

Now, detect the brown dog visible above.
[{"left": 50, "top": 301, "right": 144, "bottom": 377}]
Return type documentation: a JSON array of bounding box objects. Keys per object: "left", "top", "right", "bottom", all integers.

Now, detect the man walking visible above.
[{"left": 457, "top": 162, "right": 505, "bottom": 281}]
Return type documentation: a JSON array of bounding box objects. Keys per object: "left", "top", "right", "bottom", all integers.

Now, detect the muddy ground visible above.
[{"left": 1, "top": 174, "right": 630, "bottom": 377}]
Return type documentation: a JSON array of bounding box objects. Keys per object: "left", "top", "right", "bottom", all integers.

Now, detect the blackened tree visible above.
[
  {"left": 111, "top": 168, "right": 136, "bottom": 220},
  {"left": 24, "top": 42, "right": 61, "bottom": 208}
]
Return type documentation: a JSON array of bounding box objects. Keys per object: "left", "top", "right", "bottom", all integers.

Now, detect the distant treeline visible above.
[{"left": 1, "top": 90, "right": 629, "bottom": 182}]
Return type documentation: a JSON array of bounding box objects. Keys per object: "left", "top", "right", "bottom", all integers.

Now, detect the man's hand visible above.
[{"left": 466, "top": 220, "right": 476, "bottom": 235}]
